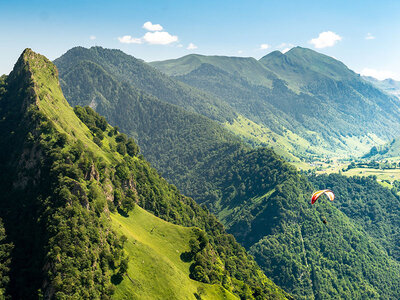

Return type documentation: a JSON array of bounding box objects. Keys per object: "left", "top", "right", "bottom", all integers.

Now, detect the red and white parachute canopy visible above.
[{"left": 311, "top": 189, "right": 335, "bottom": 205}]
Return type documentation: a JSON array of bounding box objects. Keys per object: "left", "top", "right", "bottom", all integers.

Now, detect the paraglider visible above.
[
  {"left": 311, "top": 189, "right": 335, "bottom": 204},
  {"left": 311, "top": 189, "right": 335, "bottom": 225}
]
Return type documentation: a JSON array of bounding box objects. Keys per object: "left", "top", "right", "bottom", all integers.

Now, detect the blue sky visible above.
[{"left": 1, "top": 0, "right": 400, "bottom": 79}]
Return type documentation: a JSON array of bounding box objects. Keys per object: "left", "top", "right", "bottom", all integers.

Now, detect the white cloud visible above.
[
  {"left": 238, "top": 50, "right": 243, "bottom": 54},
  {"left": 276, "top": 43, "right": 294, "bottom": 54},
  {"left": 365, "top": 33, "right": 375, "bottom": 40},
  {"left": 260, "top": 43, "right": 270, "bottom": 50},
  {"left": 361, "top": 68, "right": 400, "bottom": 80},
  {"left": 118, "top": 35, "right": 143, "bottom": 44},
  {"left": 143, "top": 31, "right": 178, "bottom": 45},
  {"left": 143, "top": 21, "right": 163, "bottom": 31},
  {"left": 118, "top": 22, "right": 178, "bottom": 46},
  {"left": 119, "top": 31, "right": 178, "bottom": 45},
  {"left": 310, "top": 31, "right": 342, "bottom": 48},
  {"left": 177, "top": 44, "right": 183, "bottom": 48},
  {"left": 89, "top": 35, "right": 96, "bottom": 40},
  {"left": 187, "top": 43, "right": 197, "bottom": 50}
]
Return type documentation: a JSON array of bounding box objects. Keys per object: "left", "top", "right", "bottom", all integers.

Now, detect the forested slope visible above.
[
  {"left": 55, "top": 46, "right": 236, "bottom": 123},
  {"left": 0, "top": 49, "right": 291, "bottom": 299},
  {"left": 56, "top": 46, "right": 400, "bottom": 299}
]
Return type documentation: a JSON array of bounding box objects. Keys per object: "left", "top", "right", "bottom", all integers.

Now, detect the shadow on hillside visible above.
[
  {"left": 180, "top": 251, "right": 193, "bottom": 262},
  {"left": 111, "top": 273, "right": 124, "bottom": 285},
  {"left": 117, "top": 208, "right": 129, "bottom": 218}
]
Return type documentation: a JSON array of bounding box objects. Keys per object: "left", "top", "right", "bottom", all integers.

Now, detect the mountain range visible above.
[
  {"left": 53, "top": 46, "right": 400, "bottom": 299},
  {"left": 151, "top": 48, "right": 400, "bottom": 159},
  {"left": 0, "top": 49, "right": 291, "bottom": 299},
  {"left": 363, "top": 76, "right": 400, "bottom": 99}
]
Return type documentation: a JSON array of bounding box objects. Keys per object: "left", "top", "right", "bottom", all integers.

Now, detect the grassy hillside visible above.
[
  {"left": 111, "top": 206, "right": 238, "bottom": 300},
  {"left": 363, "top": 137, "right": 400, "bottom": 160},
  {"left": 223, "top": 114, "right": 305, "bottom": 162},
  {"left": 0, "top": 49, "right": 290, "bottom": 299}
]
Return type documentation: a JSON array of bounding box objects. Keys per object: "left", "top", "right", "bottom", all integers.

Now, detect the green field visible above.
[
  {"left": 111, "top": 206, "right": 238, "bottom": 300},
  {"left": 342, "top": 168, "right": 400, "bottom": 181},
  {"left": 339, "top": 167, "right": 400, "bottom": 191}
]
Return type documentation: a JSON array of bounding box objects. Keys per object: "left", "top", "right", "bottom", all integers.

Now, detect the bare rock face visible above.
[
  {"left": 86, "top": 164, "right": 100, "bottom": 181},
  {"left": 103, "top": 178, "right": 114, "bottom": 202}
]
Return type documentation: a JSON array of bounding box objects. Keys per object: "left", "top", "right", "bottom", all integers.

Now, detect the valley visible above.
[
  {"left": 53, "top": 46, "right": 400, "bottom": 299},
  {"left": 2, "top": 1, "right": 400, "bottom": 299},
  {"left": 0, "top": 49, "right": 290, "bottom": 299}
]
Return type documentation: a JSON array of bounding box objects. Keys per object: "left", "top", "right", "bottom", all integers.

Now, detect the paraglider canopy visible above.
[{"left": 311, "top": 189, "right": 335, "bottom": 204}]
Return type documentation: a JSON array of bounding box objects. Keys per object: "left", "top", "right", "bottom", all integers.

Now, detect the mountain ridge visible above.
[
  {"left": 55, "top": 46, "right": 236, "bottom": 123},
  {"left": 56, "top": 46, "right": 400, "bottom": 299},
  {"left": 363, "top": 75, "right": 400, "bottom": 99},
  {"left": 0, "top": 49, "right": 291, "bottom": 299},
  {"left": 151, "top": 46, "right": 400, "bottom": 159}
]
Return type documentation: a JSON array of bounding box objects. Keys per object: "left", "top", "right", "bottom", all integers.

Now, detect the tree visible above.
[
  {"left": 126, "top": 138, "right": 139, "bottom": 157},
  {"left": 116, "top": 143, "right": 126, "bottom": 155}
]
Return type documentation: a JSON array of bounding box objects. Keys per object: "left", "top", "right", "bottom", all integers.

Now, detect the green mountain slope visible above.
[
  {"left": 111, "top": 206, "right": 238, "bottom": 300},
  {"left": 151, "top": 47, "right": 400, "bottom": 159},
  {"left": 54, "top": 46, "right": 236, "bottom": 123},
  {"left": 309, "top": 174, "right": 400, "bottom": 261},
  {"left": 0, "top": 49, "right": 291, "bottom": 299},
  {"left": 55, "top": 47, "right": 400, "bottom": 299},
  {"left": 53, "top": 58, "right": 248, "bottom": 193}
]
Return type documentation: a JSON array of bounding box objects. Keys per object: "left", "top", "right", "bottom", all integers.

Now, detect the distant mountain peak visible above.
[{"left": 260, "top": 50, "right": 285, "bottom": 60}]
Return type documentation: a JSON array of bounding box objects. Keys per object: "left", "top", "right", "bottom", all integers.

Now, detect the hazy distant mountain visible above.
[
  {"left": 362, "top": 75, "right": 400, "bottom": 99},
  {"left": 360, "top": 77, "right": 400, "bottom": 160},
  {"left": 151, "top": 47, "right": 400, "bottom": 158}
]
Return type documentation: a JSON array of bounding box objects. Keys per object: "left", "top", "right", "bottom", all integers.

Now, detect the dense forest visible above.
[
  {"left": 55, "top": 46, "right": 400, "bottom": 299},
  {"left": 310, "top": 174, "right": 400, "bottom": 261},
  {"left": 0, "top": 49, "right": 291, "bottom": 299}
]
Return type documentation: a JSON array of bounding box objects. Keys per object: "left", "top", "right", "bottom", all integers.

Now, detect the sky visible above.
[{"left": 1, "top": 0, "right": 400, "bottom": 80}]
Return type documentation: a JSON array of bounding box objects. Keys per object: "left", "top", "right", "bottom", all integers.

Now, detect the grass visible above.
[
  {"left": 111, "top": 206, "right": 238, "bottom": 300},
  {"left": 223, "top": 114, "right": 305, "bottom": 162},
  {"left": 342, "top": 168, "right": 400, "bottom": 180},
  {"left": 25, "top": 49, "right": 117, "bottom": 163}
]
